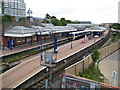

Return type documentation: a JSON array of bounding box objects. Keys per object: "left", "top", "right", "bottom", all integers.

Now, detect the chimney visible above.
[{"left": 12, "top": 16, "right": 16, "bottom": 23}]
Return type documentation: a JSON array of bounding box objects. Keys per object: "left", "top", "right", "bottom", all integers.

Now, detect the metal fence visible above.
[{"left": 61, "top": 73, "right": 119, "bottom": 89}]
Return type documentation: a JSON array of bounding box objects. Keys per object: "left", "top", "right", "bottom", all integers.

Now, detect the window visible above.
[
  {"left": 4, "top": 2, "right": 9, "bottom": 8},
  {"left": 34, "top": 36, "right": 37, "bottom": 41},
  {"left": 27, "top": 38, "right": 31, "bottom": 42},
  {"left": 10, "top": 2, "right": 15, "bottom": 9},
  {"left": 9, "top": 9, "right": 13, "bottom": 15},
  {"left": 17, "top": 10, "right": 20, "bottom": 16},
  {"left": 4, "top": 9, "right": 7, "bottom": 14},
  {"left": 0, "top": 8, "right": 1, "bottom": 15},
  {"left": 22, "top": 3, "right": 26, "bottom": 9},
  {"left": 17, "top": 38, "right": 22, "bottom": 43},
  {"left": 14, "top": 10, "right": 17, "bottom": 15},
  {"left": 18, "top": 2, "right": 21, "bottom": 9},
  {"left": 14, "top": 2, "right": 18, "bottom": 9}
]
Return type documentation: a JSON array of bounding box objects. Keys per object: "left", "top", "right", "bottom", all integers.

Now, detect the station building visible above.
[{"left": 1, "top": 18, "right": 77, "bottom": 49}]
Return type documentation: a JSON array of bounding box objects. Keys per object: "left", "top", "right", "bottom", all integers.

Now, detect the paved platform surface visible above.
[
  {"left": 98, "top": 49, "right": 120, "bottom": 88},
  {"left": 0, "top": 30, "right": 108, "bottom": 89}
]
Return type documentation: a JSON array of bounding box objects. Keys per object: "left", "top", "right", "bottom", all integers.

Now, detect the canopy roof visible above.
[{"left": 4, "top": 25, "right": 77, "bottom": 37}]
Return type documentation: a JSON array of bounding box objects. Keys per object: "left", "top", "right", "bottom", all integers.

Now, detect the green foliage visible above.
[
  {"left": 79, "top": 64, "right": 104, "bottom": 82},
  {"left": 2, "top": 14, "right": 12, "bottom": 22},
  {"left": 45, "top": 20, "right": 50, "bottom": 23},
  {"left": 3, "top": 44, "right": 54, "bottom": 63},
  {"left": 60, "top": 18, "right": 67, "bottom": 26},
  {"left": 45, "top": 13, "right": 51, "bottom": 19},
  {"left": 51, "top": 16, "right": 56, "bottom": 19},
  {"left": 66, "top": 20, "right": 72, "bottom": 23},
  {"left": 19, "top": 17, "right": 26, "bottom": 21},
  {"left": 41, "top": 19, "right": 50, "bottom": 23},
  {"left": 0, "top": 16, "right": 2, "bottom": 24},
  {"left": 50, "top": 18, "right": 67, "bottom": 26},
  {"left": 91, "top": 49, "right": 100, "bottom": 62},
  {"left": 111, "top": 31, "right": 120, "bottom": 42},
  {"left": 112, "top": 23, "right": 120, "bottom": 29},
  {"left": 51, "top": 18, "right": 62, "bottom": 26},
  {"left": 3, "top": 49, "right": 37, "bottom": 63}
]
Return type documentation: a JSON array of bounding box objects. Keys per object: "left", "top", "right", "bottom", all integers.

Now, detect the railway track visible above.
[{"left": 1, "top": 37, "right": 70, "bottom": 74}]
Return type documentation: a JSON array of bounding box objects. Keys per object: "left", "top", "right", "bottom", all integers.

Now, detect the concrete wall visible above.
[
  {"left": 65, "top": 54, "right": 93, "bottom": 75},
  {"left": 99, "top": 41, "right": 120, "bottom": 60},
  {"left": 65, "top": 41, "right": 120, "bottom": 75}
]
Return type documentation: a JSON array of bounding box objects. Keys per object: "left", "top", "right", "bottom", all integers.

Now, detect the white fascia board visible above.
[
  {"left": 4, "top": 33, "right": 32, "bottom": 37},
  {"left": 85, "top": 29, "right": 104, "bottom": 32}
]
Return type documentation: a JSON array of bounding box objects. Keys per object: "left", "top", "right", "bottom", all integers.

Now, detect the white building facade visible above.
[{"left": 1, "top": 0, "right": 26, "bottom": 17}]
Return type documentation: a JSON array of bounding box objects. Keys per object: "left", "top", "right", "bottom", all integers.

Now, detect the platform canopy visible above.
[
  {"left": 4, "top": 26, "right": 34, "bottom": 37},
  {"left": 4, "top": 25, "right": 77, "bottom": 37},
  {"left": 85, "top": 26, "right": 107, "bottom": 32}
]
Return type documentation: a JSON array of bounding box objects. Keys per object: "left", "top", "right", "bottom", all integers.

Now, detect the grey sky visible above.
[{"left": 25, "top": 0, "right": 119, "bottom": 24}]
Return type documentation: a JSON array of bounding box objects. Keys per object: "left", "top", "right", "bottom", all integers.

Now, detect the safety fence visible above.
[{"left": 61, "top": 73, "right": 119, "bottom": 89}]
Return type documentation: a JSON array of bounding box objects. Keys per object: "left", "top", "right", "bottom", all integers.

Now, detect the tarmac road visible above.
[{"left": 98, "top": 49, "right": 120, "bottom": 88}]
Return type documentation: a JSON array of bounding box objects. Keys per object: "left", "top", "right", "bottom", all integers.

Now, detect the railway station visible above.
[
  {"left": 0, "top": 0, "right": 120, "bottom": 89},
  {"left": 1, "top": 18, "right": 77, "bottom": 49},
  {"left": 1, "top": 19, "right": 119, "bottom": 89}
]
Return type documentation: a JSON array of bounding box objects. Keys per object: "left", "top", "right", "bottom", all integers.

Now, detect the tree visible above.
[
  {"left": 2, "top": 14, "right": 12, "bottom": 22},
  {"left": 60, "top": 18, "right": 67, "bottom": 26},
  {"left": 51, "top": 16, "right": 56, "bottom": 19},
  {"left": 91, "top": 49, "right": 100, "bottom": 62},
  {"left": 112, "top": 23, "right": 120, "bottom": 29},
  {"left": 45, "top": 13, "right": 51, "bottom": 19},
  {"left": 42, "top": 19, "right": 50, "bottom": 23},
  {"left": 19, "top": 17, "right": 26, "bottom": 21},
  {"left": 51, "top": 18, "right": 62, "bottom": 26},
  {"left": 60, "top": 18, "right": 66, "bottom": 21},
  {"left": 66, "top": 20, "right": 72, "bottom": 23}
]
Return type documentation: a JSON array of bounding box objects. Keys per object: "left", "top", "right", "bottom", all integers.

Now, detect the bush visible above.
[
  {"left": 2, "top": 14, "right": 12, "bottom": 22},
  {"left": 51, "top": 18, "right": 62, "bottom": 26},
  {"left": 91, "top": 49, "right": 100, "bottom": 62},
  {"left": 19, "top": 17, "right": 26, "bottom": 21},
  {"left": 78, "top": 64, "right": 104, "bottom": 82}
]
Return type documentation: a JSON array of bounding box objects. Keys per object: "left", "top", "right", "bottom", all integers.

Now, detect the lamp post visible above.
[
  {"left": 39, "top": 29, "right": 43, "bottom": 62},
  {"left": 27, "top": 8, "right": 33, "bottom": 45},
  {"left": 70, "top": 32, "right": 73, "bottom": 49},
  {"left": 35, "top": 29, "right": 43, "bottom": 63}
]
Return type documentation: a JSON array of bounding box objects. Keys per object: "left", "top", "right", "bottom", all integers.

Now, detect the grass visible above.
[
  {"left": 2, "top": 44, "right": 53, "bottom": 63},
  {"left": 78, "top": 63, "right": 104, "bottom": 83},
  {"left": 3, "top": 49, "right": 38, "bottom": 63},
  {"left": 2, "top": 39, "right": 67, "bottom": 64},
  {"left": 111, "top": 33, "right": 120, "bottom": 43}
]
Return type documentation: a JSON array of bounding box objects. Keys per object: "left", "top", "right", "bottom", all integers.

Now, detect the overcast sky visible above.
[{"left": 25, "top": 0, "right": 119, "bottom": 24}]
